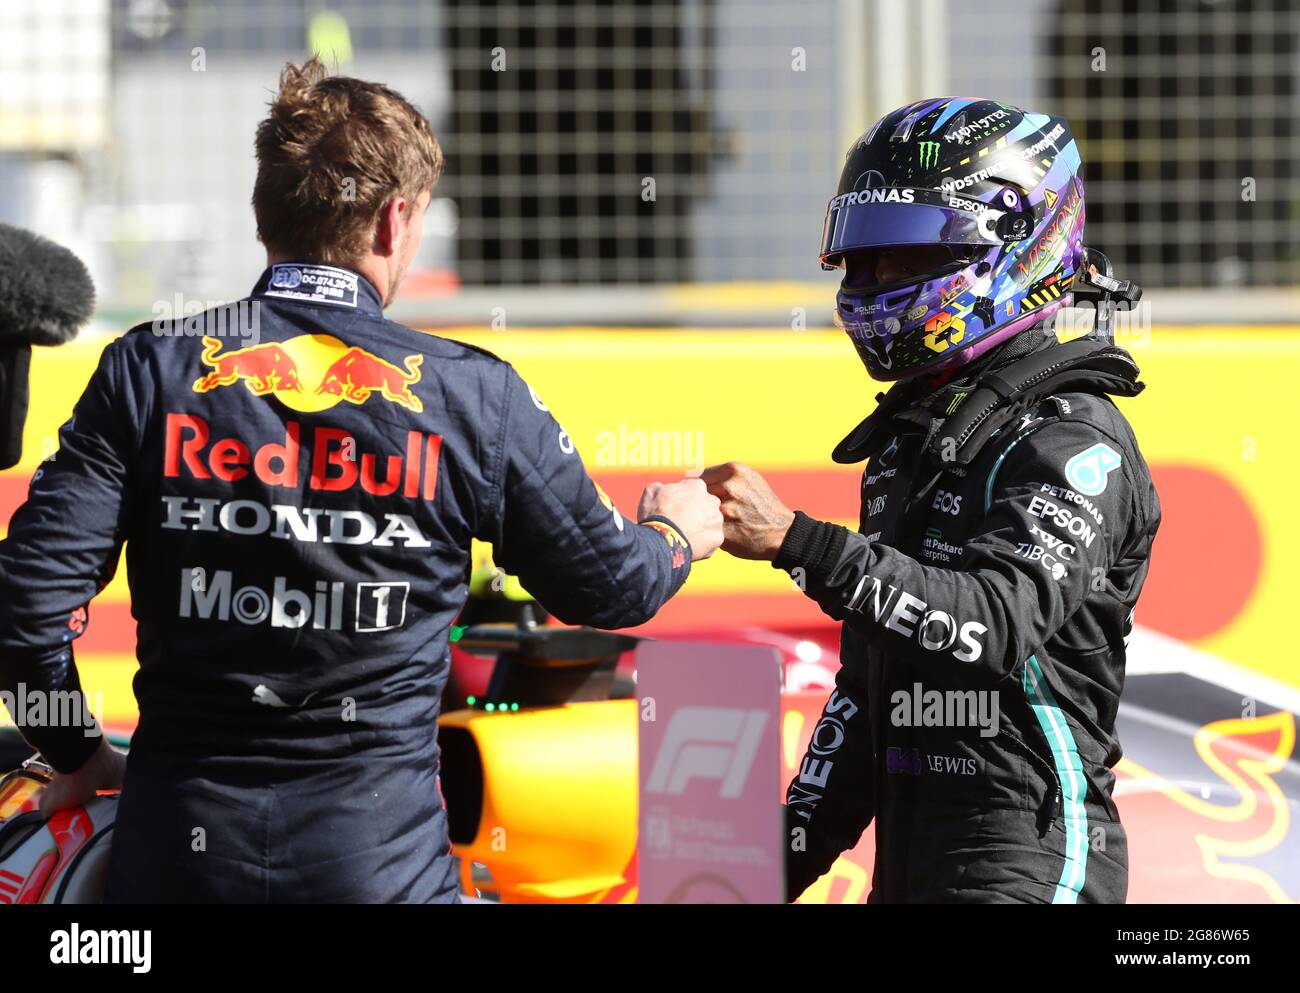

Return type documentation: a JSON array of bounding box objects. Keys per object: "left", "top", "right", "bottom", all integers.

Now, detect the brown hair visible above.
[{"left": 252, "top": 57, "right": 443, "bottom": 266}]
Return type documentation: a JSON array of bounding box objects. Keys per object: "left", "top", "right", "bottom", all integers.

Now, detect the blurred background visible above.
[
  {"left": 2, "top": 0, "right": 1296, "bottom": 323},
  {"left": 1, "top": 0, "right": 1298, "bottom": 902}
]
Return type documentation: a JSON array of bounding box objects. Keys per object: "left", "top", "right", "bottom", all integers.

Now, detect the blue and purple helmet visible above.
[{"left": 821, "top": 97, "right": 1086, "bottom": 381}]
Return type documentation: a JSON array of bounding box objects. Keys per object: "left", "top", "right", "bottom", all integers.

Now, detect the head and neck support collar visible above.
[{"left": 832, "top": 334, "right": 1144, "bottom": 471}]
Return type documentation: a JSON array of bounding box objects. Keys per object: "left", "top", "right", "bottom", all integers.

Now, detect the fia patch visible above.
[{"left": 264, "top": 264, "right": 359, "bottom": 308}]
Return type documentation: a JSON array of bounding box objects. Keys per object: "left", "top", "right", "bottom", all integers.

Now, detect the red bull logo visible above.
[
  {"left": 316, "top": 347, "right": 424, "bottom": 413},
  {"left": 1117, "top": 710, "right": 1298, "bottom": 904},
  {"left": 164, "top": 413, "right": 442, "bottom": 499},
  {"left": 192, "top": 334, "right": 423, "bottom": 414},
  {"left": 193, "top": 337, "right": 302, "bottom": 396}
]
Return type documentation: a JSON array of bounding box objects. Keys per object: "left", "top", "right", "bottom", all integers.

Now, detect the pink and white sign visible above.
[{"left": 636, "top": 640, "right": 784, "bottom": 904}]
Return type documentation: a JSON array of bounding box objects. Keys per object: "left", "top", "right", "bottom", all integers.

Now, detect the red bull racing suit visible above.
[
  {"left": 0, "top": 264, "right": 694, "bottom": 902},
  {"left": 779, "top": 336, "right": 1161, "bottom": 903}
]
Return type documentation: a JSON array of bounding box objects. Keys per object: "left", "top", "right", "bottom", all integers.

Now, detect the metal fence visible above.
[
  {"left": 1041, "top": 0, "right": 1297, "bottom": 289},
  {"left": 0, "top": 0, "right": 1294, "bottom": 315}
]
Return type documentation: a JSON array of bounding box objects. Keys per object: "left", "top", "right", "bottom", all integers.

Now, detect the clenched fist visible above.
[
  {"left": 637, "top": 477, "right": 724, "bottom": 561},
  {"left": 701, "top": 462, "right": 795, "bottom": 561}
]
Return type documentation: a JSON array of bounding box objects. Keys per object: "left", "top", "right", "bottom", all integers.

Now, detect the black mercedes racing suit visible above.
[
  {"left": 0, "top": 263, "right": 693, "bottom": 902},
  {"left": 779, "top": 336, "right": 1159, "bottom": 903}
]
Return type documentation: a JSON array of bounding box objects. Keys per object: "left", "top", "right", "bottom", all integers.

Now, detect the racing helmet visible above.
[
  {"left": 821, "top": 97, "right": 1086, "bottom": 381},
  {"left": 0, "top": 756, "right": 117, "bottom": 904}
]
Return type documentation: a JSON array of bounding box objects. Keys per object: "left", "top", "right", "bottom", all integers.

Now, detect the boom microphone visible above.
[{"left": 0, "top": 224, "right": 96, "bottom": 470}]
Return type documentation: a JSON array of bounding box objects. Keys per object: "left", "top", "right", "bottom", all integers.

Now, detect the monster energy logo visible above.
[{"left": 918, "top": 141, "right": 940, "bottom": 168}]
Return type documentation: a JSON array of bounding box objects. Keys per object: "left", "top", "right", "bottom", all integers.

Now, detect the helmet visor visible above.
[{"left": 819, "top": 188, "right": 1005, "bottom": 268}]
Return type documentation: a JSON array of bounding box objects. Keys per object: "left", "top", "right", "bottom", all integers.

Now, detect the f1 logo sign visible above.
[
  {"left": 644, "top": 707, "right": 768, "bottom": 799},
  {"left": 636, "top": 641, "right": 783, "bottom": 904}
]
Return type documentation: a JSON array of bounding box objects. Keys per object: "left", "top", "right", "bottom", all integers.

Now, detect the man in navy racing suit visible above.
[{"left": 0, "top": 59, "right": 723, "bottom": 902}]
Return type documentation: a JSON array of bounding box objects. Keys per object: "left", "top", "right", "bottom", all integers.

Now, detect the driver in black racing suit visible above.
[
  {"left": 703, "top": 98, "right": 1160, "bottom": 903},
  {"left": 0, "top": 59, "right": 723, "bottom": 902}
]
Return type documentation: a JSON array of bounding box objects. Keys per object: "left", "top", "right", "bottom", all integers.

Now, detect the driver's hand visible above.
[
  {"left": 39, "top": 737, "right": 126, "bottom": 817},
  {"left": 701, "top": 461, "right": 796, "bottom": 561},
  {"left": 637, "top": 477, "right": 724, "bottom": 561}
]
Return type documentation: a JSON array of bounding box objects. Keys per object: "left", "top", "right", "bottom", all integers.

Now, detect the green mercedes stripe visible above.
[
  {"left": 1022, "top": 654, "right": 1089, "bottom": 903},
  {"left": 983, "top": 431, "right": 1089, "bottom": 902}
]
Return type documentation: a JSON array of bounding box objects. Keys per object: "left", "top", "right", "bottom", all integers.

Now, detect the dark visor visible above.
[{"left": 819, "top": 188, "right": 1005, "bottom": 267}]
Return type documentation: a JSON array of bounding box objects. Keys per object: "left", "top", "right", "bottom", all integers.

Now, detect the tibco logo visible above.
[
  {"left": 1014, "top": 543, "right": 1069, "bottom": 582},
  {"left": 644, "top": 706, "right": 767, "bottom": 799}
]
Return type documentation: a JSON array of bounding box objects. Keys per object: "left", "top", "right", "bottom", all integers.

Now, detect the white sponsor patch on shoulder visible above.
[
  {"left": 264, "top": 264, "right": 359, "bottom": 308},
  {"left": 1064, "top": 442, "right": 1122, "bottom": 496}
]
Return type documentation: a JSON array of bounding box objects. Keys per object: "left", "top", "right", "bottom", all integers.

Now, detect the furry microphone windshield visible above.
[
  {"left": 0, "top": 224, "right": 97, "bottom": 470},
  {"left": 0, "top": 224, "right": 96, "bottom": 346}
]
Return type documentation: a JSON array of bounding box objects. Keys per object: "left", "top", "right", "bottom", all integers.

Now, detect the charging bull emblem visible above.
[
  {"left": 316, "top": 347, "right": 424, "bottom": 413},
  {"left": 193, "top": 334, "right": 424, "bottom": 414},
  {"left": 1117, "top": 709, "right": 1299, "bottom": 904},
  {"left": 193, "top": 337, "right": 303, "bottom": 396}
]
